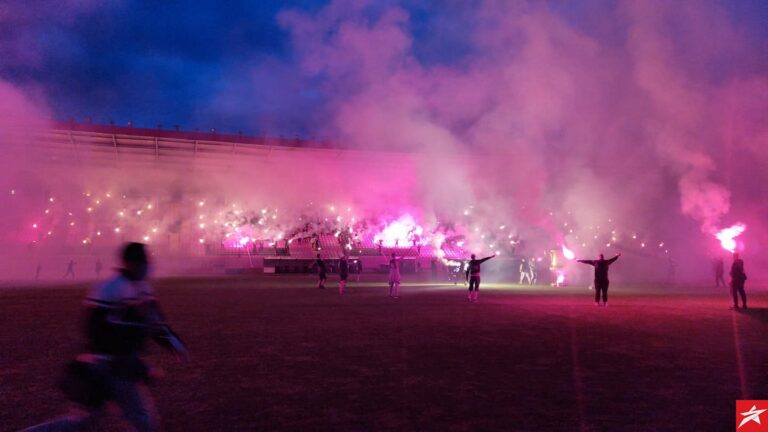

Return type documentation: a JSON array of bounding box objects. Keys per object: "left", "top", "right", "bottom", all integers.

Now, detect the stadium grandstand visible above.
[{"left": 2, "top": 122, "right": 478, "bottom": 279}]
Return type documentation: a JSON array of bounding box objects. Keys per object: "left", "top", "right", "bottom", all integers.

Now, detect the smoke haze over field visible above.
[
  {"left": 0, "top": 0, "right": 766, "bottom": 283},
  {"left": 275, "top": 0, "right": 768, "bottom": 277}
]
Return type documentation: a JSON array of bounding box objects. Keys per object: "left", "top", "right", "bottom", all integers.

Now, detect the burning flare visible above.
[
  {"left": 715, "top": 223, "right": 746, "bottom": 253},
  {"left": 562, "top": 244, "right": 575, "bottom": 260},
  {"left": 374, "top": 214, "right": 423, "bottom": 247}
]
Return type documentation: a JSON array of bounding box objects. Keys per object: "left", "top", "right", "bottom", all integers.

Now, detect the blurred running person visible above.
[
  {"left": 22, "top": 242, "right": 187, "bottom": 432},
  {"left": 730, "top": 253, "right": 747, "bottom": 309},
  {"left": 578, "top": 252, "right": 621, "bottom": 306},
  {"left": 338, "top": 255, "right": 349, "bottom": 295},
  {"left": 465, "top": 253, "right": 497, "bottom": 302}
]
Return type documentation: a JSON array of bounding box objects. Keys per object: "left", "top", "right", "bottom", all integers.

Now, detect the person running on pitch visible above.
[
  {"left": 578, "top": 252, "right": 620, "bottom": 306},
  {"left": 22, "top": 242, "right": 187, "bottom": 432},
  {"left": 310, "top": 253, "right": 327, "bottom": 289},
  {"left": 730, "top": 253, "right": 747, "bottom": 309},
  {"left": 465, "top": 253, "right": 497, "bottom": 302},
  {"left": 338, "top": 254, "right": 349, "bottom": 295}
]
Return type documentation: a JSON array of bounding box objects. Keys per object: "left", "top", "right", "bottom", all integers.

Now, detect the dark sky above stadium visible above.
[{"left": 1, "top": 0, "right": 766, "bottom": 137}]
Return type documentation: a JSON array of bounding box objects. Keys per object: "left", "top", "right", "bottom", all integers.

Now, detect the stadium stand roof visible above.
[{"left": 18, "top": 121, "right": 414, "bottom": 166}]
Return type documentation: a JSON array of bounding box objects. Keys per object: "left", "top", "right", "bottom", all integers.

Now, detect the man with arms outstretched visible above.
[
  {"left": 465, "top": 253, "right": 497, "bottom": 302},
  {"left": 578, "top": 252, "right": 621, "bottom": 306}
]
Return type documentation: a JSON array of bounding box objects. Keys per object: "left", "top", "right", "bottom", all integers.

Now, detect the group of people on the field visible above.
[
  {"left": 713, "top": 254, "right": 748, "bottom": 309},
  {"left": 20, "top": 241, "right": 752, "bottom": 431},
  {"left": 310, "top": 249, "right": 750, "bottom": 311},
  {"left": 310, "top": 249, "right": 407, "bottom": 298}
]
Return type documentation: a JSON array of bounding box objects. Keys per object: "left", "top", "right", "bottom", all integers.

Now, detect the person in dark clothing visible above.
[
  {"left": 310, "top": 253, "right": 327, "bottom": 289},
  {"left": 64, "top": 259, "right": 76, "bottom": 279},
  {"left": 730, "top": 253, "right": 747, "bottom": 309},
  {"left": 713, "top": 258, "right": 726, "bottom": 287},
  {"left": 356, "top": 259, "right": 363, "bottom": 282},
  {"left": 23, "top": 243, "right": 187, "bottom": 432},
  {"left": 577, "top": 252, "right": 621, "bottom": 306},
  {"left": 465, "top": 253, "right": 497, "bottom": 302},
  {"left": 338, "top": 255, "right": 349, "bottom": 295}
]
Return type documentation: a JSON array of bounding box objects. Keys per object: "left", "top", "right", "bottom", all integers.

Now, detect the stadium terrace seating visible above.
[
  {"left": 287, "top": 238, "right": 316, "bottom": 259},
  {"left": 251, "top": 240, "right": 277, "bottom": 256},
  {"left": 440, "top": 244, "right": 466, "bottom": 260},
  {"left": 317, "top": 234, "right": 343, "bottom": 258}
]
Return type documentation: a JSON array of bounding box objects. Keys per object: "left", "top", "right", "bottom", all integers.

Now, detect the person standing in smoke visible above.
[
  {"left": 730, "top": 253, "right": 747, "bottom": 309},
  {"left": 713, "top": 258, "right": 726, "bottom": 287},
  {"left": 310, "top": 253, "right": 327, "bottom": 289},
  {"left": 95, "top": 258, "right": 103, "bottom": 278},
  {"left": 578, "top": 253, "right": 620, "bottom": 306},
  {"left": 528, "top": 258, "right": 537, "bottom": 285},
  {"left": 22, "top": 242, "right": 187, "bottom": 432},
  {"left": 465, "top": 253, "right": 497, "bottom": 302},
  {"left": 666, "top": 258, "right": 676, "bottom": 285},
  {"left": 64, "top": 259, "right": 76, "bottom": 279},
  {"left": 338, "top": 254, "right": 349, "bottom": 295},
  {"left": 519, "top": 259, "right": 531, "bottom": 285},
  {"left": 387, "top": 252, "right": 405, "bottom": 298},
  {"left": 35, "top": 263, "right": 42, "bottom": 281},
  {"left": 356, "top": 259, "right": 363, "bottom": 281}
]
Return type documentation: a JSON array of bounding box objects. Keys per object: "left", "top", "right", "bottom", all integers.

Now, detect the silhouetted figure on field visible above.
[
  {"left": 23, "top": 242, "right": 187, "bottom": 432},
  {"left": 578, "top": 252, "right": 621, "bottom": 306},
  {"left": 730, "top": 253, "right": 747, "bottom": 309},
  {"left": 356, "top": 259, "right": 363, "bottom": 282},
  {"left": 387, "top": 252, "right": 405, "bottom": 298},
  {"left": 95, "top": 258, "right": 103, "bottom": 278},
  {"left": 666, "top": 258, "right": 676, "bottom": 285},
  {"left": 35, "top": 263, "right": 42, "bottom": 281},
  {"left": 528, "top": 258, "right": 537, "bottom": 285},
  {"left": 338, "top": 255, "right": 349, "bottom": 295},
  {"left": 64, "top": 260, "right": 75, "bottom": 279},
  {"left": 310, "top": 254, "right": 327, "bottom": 289},
  {"left": 519, "top": 259, "right": 532, "bottom": 285},
  {"left": 465, "top": 253, "right": 497, "bottom": 302},
  {"left": 713, "top": 258, "right": 726, "bottom": 287}
]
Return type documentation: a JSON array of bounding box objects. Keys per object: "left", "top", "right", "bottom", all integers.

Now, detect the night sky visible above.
[{"left": 1, "top": 0, "right": 766, "bottom": 137}]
